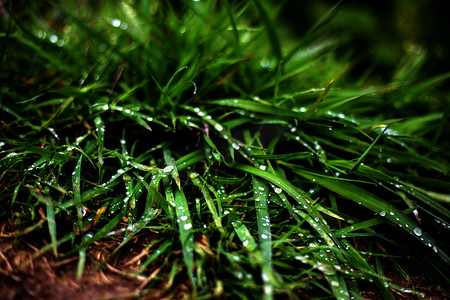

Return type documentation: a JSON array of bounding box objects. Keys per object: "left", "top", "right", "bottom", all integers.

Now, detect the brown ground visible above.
[
  {"left": 0, "top": 220, "right": 447, "bottom": 299},
  {"left": 0, "top": 220, "right": 188, "bottom": 300}
]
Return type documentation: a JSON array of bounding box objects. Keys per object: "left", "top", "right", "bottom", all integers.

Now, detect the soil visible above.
[
  {"left": 0, "top": 219, "right": 447, "bottom": 300},
  {"left": 0, "top": 220, "right": 187, "bottom": 300}
]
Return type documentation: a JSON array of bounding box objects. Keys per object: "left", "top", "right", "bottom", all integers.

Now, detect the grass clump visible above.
[{"left": 1, "top": 0, "right": 449, "bottom": 299}]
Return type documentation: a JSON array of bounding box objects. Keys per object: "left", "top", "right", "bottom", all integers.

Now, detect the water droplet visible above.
[
  {"left": 413, "top": 227, "right": 422, "bottom": 236},
  {"left": 231, "top": 143, "right": 240, "bottom": 150},
  {"left": 180, "top": 215, "right": 188, "bottom": 221},
  {"left": 331, "top": 280, "right": 340, "bottom": 287},
  {"left": 214, "top": 124, "right": 223, "bottom": 132},
  {"left": 380, "top": 211, "right": 386, "bottom": 217},
  {"left": 50, "top": 35, "right": 58, "bottom": 43},
  {"left": 261, "top": 233, "right": 268, "bottom": 239},
  {"left": 163, "top": 166, "right": 173, "bottom": 172},
  {"left": 259, "top": 165, "right": 266, "bottom": 171},
  {"left": 243, "top": 240, "right": 249, "bottom": 247},
  {"left": 183, "top": 223, "right": 192, "bottom": 230},
  {"left": 111, "top": 19, "right": 121, "bottom": 27}
]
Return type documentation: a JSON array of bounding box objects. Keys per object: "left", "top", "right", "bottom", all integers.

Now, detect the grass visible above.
[{"left": 1, "top": 0, "right": 449, "bottom": 299}]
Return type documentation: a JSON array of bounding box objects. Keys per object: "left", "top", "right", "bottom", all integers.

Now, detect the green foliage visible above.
[{"left": 1, "top": 0, "right": 449, "bottom": 298}]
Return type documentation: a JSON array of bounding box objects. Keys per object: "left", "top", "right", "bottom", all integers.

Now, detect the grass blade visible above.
[
  {"left": 295, "top": 169, "right": 450, "bottom": 264},
  {"left": 300, "top": 79, "right": 334, "bottom": 121},
  {"left": 72, "top": 156, "right": 83, "bottom": 231},
  {"left": 190, "top": 172, "right": 224, "bottom": 233},
  {"left": 233, "top": 163, "right": 337, "bottom": 247}
]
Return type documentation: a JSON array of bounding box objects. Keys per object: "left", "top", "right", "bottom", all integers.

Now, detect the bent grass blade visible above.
[
  {"left": 295, "top": 169, "right": 450, "bottom": 264},
  {"left": 190, "top": 172, "right": 224, "bottom": 233},
  {"left": 233, "top": 163, "right": 338, "bottom": 247}
]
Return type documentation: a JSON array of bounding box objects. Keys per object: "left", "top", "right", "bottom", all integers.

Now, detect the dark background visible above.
[{"left": 280, "top": 0, "right": 449, "bottom": 82}]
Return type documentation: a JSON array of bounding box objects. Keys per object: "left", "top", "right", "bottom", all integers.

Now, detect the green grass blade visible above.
[
  {"left": 94, "top": 116, "right": 104, "bottom": 167},
  {"left": 190, "top": 172, "right": 224, "bottom": 233},
  {"left": 213, "top": 99, "right": 298, "bottom": 118},
  {"left": 233, "top": 163, "right": 337, "bottom": 247},
  {"left": 46, "top": 197, "right": 58, "bottom": 256},
  {"left": 295, "top": 169, "right": 450, "bottom": 264},
  {"left": 252, "top": 175, "right": 275, "bottom": 300},
  {"left": 77, "top": 249, "right": 86, "bottom": 279},
  {"left": 253, "top": 175, "right": 272, "bottom": 260},
  {"left": 300, "top": 79, "right": 334, "bottom": 121},
  {"left": 163, "top": 148, "right": 181, "bottom": 190},
  {"left": 229, "top": 213, "right": 258, "bottom": 252},
  {"left": 72, "top": 156, "right": 83, "bottom": 231},
  {"left": 350, "top": 124, "right": 390, "bottom": 172}
]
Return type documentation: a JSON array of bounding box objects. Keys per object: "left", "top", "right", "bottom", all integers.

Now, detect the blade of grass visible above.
[
  {"left": 46, "top": 197, "right": 58, "bottom": 256},
  {"left": 94, "top": 116, "right": 104, "bottom": 167},
  {"left": 72, "top": 156, "right": 83, "bottom": 231},
  {"left": 77, "top": 249, "right": 86, "bottom": 279},
  {"left": 295, "top": 169, "right": 450, "bottom": 264},
  {"left": 252, "top": 175, "right": 275, "bottom": 300},
  {"left": 233, "top": 163, "right": 338, "bottom": 247},
  {"left": 190, "top": 172, "right": 224, "bottom": 233},
  {"left": 350, "top": 123, "right": 390, "bottom": 172},
  {"left": 300, "top": 79, "right": 334, "bottom": 121}
]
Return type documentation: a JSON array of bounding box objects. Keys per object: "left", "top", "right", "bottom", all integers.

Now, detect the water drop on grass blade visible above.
[{"left": 413, "top": 227, "right": 422, "bottom": 236}]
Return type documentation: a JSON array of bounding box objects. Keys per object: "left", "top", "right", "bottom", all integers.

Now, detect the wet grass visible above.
[{"left": 1, "top": 1, "right": 449, "bottom": 299}]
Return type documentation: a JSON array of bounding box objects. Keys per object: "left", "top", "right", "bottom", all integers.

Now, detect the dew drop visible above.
[
  {"left": 379, "top": 211, "right": 386, "bottom": 217},
  {"left": 111, "top": 19, "right": 121, "bottom": 27},
  {"left": 50, "top": 35, "right": 58, "bottom": 43},
  {"left": 183, "top": 223, "right": 192, "bottom": 230},
  {"left": 163, "top": 166, "right": 173, "bottom": 172},
  {"left": 413, "top": 227, "right": 422, "bottom": 236},
  {"left": 331, "top": 280, "right": 340, "bottom": 287}
]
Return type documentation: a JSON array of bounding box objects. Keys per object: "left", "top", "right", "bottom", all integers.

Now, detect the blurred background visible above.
[{"left": 280, "top": 0, "right": 449, "bottom": 83}]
